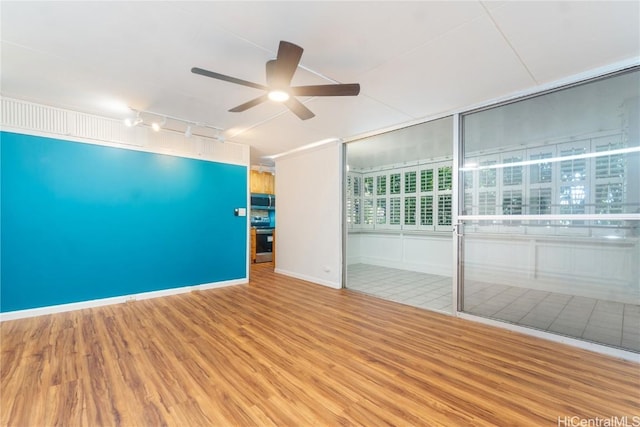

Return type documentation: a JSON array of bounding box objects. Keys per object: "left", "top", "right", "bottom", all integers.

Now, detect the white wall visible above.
[
  {"left": 274, "top": 142, "right": 342, "bottom": 288},
  {"left": 347, "top": 232, "right": 453, "bottom": 277}
]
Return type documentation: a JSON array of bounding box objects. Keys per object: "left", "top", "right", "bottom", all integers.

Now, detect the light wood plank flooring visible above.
[{"left": 1, "top": 263, "right": 639, "bottom": 426}]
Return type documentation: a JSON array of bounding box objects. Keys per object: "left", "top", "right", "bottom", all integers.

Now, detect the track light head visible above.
[
  {"left": 124, "top": 112, "right": 143, "bottom": 127},
  {"left": 151, "top": 117, "right": 166, "bottom": 132}
]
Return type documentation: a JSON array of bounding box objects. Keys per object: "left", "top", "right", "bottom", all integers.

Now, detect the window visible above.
[
  {"left": 389, "top": 197, "right": 401, "bottom": 225},
  {"left": 346, "top": 174, "right": 362, "bottom": 227},
  {"left": 478, "top": 191, "right": 496, "bottom": 215},
  {"left": 435, "top": 165, "right": 453, "bottom": 229},
  {"left": 559, "top": 142, "right": 589, "bottom": 224},
  {"left": 405, "top": 196, "right": 417, "bottom": 225},
  {"left": 421, "top": 196, "right": 433, "bottom": 226},
  {"left": 438, "top": 166, "right": 452, "bottom": 191},
  {"left": 461, "top": 132, "right": 634, "bottom": 235},
  {"left": 529, "top": 188, "right": 552, "bottom": 215},
  {"left": 419, "top": 166, "right": 436, "bottom": 229},
  {"left": 530, "top": 152, "right": 553, "bottom": 184},
  {"left": 503, "top": 155, "right": 523, "bottom": 186},
  {"left": 595, "top": 141, "right": 625, "bottom": 179},
  {"left": 501, "top": 154, "right": 524, "bottom": 218},
  {"left": 405, "top": 171, "right": 417, "bottom": 193},
  {"left": 421, "top": 169, "right": 433, "bottom": 192},
  {"left": 594, "top": 136, "right": 627, "bottom": 225},
  {"left": 376, "top": 175, "right": 387, "bottom": 196},
  {"left": 353, "top": 175, "right": 361, "bottom": 197},
  {"left": 478, "top": 157, "right": 498, "bottom": 217},
  {"left": 361, "top": 175, "right": 376, "bottom": 228},
  {"left": 353, "top": 198, "right": 361, "bottom": 225},
  {"left": 438, "top": 195, "right": 452, "bottom": 226},
  {"left": 502, "top": 190, "right": 523, "bottom": 215},
  {"left": 390, "top": 173, "right": 401, "bottom": 194},
  {"left": 364, "top": 176, "right": 374, "bottom": 196},
  {"left": 363, "top": 199, "right": 374, "bottom": 225},
  {"left": 346, "top": 161, "right": 453, "bottom": 232},
  {"left": 462, "top": 168, "right": 474, "bottom": 216},
  {"left": 347, "top": 175, "right": 362, "bottom": 225},
  {"left": 376, "top": 198, "right": 387, "bottom": 224},
  {"left": 400, "top": 168, "right": 419, "bottom": 229},
  {"left": 595, "top": 183, "right": 623, "bottom": 214},
  {"left": 479, "top": 160, "right": 497, "bottom": 188}
]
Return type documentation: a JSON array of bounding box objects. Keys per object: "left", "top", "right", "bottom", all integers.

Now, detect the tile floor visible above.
[{"left": 346, "top": 263, "right": 640, "bottom": 352}]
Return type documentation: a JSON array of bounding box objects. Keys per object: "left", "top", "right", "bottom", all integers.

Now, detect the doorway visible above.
[{"left": 344, "top": 116, "right": 455, "bottom": 314}]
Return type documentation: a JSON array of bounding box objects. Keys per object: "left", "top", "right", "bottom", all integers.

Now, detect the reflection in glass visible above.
[{"left": 460, "top": 68, "right": 640, "bottom": 351}]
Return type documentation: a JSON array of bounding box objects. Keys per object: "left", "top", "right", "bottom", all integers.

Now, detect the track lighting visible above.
[{"left": 122, "top": 108, "right": 224, "bottom": 140}]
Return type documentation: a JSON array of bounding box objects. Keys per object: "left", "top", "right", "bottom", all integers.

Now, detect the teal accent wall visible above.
[{"left": 1, "top": 131, "right": 247, "bottom": 312}]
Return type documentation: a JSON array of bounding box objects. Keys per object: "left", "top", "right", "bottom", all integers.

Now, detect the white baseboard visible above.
[
  {"left": 0, "top": 277, "right": 248, "bottom": 322},
  {"left": 274, "top": 268, "right": 341, "bottom": 289}
]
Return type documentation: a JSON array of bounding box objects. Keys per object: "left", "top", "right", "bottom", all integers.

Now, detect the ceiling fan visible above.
[{"left": 191, "top": 40, "right": 360, "bottom": 120}]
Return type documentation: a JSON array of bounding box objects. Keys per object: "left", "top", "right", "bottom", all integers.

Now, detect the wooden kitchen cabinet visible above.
[
  {"left": 250, "top": 227, "right": 257, "bottom": 263},
  {"left": 250, "top": 170, "right": 275, "bottom": 194}
]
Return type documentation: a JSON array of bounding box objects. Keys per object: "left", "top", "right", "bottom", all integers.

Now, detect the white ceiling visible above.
[{"left": 2, "top": 1, "right": 639, "bottom": 166}]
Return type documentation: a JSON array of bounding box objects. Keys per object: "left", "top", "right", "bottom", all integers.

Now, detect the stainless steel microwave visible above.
[{"left": 250, "top": 193, "right": 275, "bottom": 210}]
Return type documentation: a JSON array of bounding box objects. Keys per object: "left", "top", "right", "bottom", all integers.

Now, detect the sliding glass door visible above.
[{"left": 458, "top": 68, "right": 640, "bottom": 352}]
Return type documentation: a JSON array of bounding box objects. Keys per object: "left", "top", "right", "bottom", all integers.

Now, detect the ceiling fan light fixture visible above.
[
  {"left": 268, "top": 90, "right": 289, "bottom": 103},
  {"left": 191, "top": 40, "right": 360, "bottom": 120}
]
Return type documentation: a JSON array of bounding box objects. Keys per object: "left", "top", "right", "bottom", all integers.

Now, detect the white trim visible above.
[
  {"left": 274, "top": 268, "right": 341, "bottom": 289},
  {"left": 457, "top": 312, "right": 640, "bottom": 363},
  {"left": 0, "top": 278, "right": 247, "bottom": 322}
]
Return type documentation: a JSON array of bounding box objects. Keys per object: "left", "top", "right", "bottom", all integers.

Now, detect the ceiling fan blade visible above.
[
  {"left": 292, "top": 83, "right": 361, "bottom": 97},
  {"left": 265, "top": 60, "right": 278, "bottom": 87},
  {"left": 273, "top": 41, "right": 303, "bottom": 87},
  {"left": 284, "top": 97, "right": 315, "bottom": 120},
  {"left": 192, "top": 67, "right": 267, "bottom": 91},
  {"left": 229, "top": 94, "right": 269, "bottom": 112}
]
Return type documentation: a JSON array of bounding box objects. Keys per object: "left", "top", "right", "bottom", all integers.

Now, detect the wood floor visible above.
[{"left": 1, "top": 263, "right": 639, "bottom": 426}]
